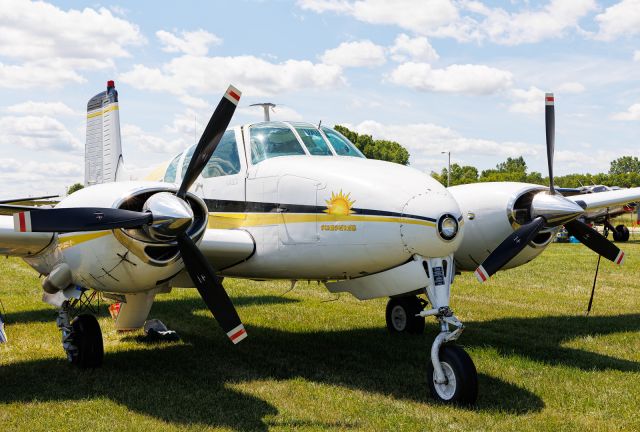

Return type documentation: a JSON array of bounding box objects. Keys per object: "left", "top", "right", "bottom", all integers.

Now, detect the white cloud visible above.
[
  {"left": 156, "top": 29, "right": 222, "bottom": 56},
  {"left": 0, "top": 115, "right": 81, "bottom": 151},
  {"left": 472, "top": 0, "right": 597, "bottom": 45},
  {"left": 634, "top": 50, "right": 640, "bottom": 61},
  {"left": 389, "top": 62, "right": 512, "bottom": 95},
  {"left": 611, "top": 103, "right": 640, "bottom": 121},
  {"left": 595, "top": 0, "right": 640, "bottom": 41},
  {"left": 0, "top": 158, "right": 83, "bottom": 198},
  {"left": 0, "top": 0, "right": 144, "bottom": 89},
  {"left": 298, "top": 0, "right": 461, "bottom": 36},
  {"left": 389, "top": 34, "right": 439, "bottom": 63},
  {"left": 120, "top": 55, "right": 345, "bottom": 97},
  {"left": 320, "top": 40, "right": 386, "bottom": 67},
  {"left": 557, "top": 82, "right": 585, "bottom": 93},
  {"left": 299, "top": 0, "right": 596, "bottom": 44},
  {"left": 347, "top": 120, "right": 538, "bottom": 170},
  {"left": 122, "top": 124, "right": 187, "bottom": 154},
  {"left": 509, "top": 86, "right": 545, "bottom": 114},
  {"left": 5, "top": 101, "right": 76, "bottom": 116}
]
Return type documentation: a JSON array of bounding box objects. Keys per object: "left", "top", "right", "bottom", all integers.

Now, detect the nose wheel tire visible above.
[
  {"left": 613, "top": 224, "right": 630, "bottom": 242},
  {"left": 69, "top": 314, "right": 104, "bottom": 369},
  {"left": 427, "top": 344, "right": 478, "bottom": 405},
  {"left": 385, "top": 296, "right": 426, "bottom": 334}
]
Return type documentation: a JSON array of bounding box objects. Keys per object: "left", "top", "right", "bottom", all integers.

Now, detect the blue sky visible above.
[{"left": 1, "top": 0, "right": 640, "bottom": 198}]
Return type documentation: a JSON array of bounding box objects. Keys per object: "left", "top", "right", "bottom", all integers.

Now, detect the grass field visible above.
[{"left": 1, "top": 243, "right": 639, "bottom": 431}]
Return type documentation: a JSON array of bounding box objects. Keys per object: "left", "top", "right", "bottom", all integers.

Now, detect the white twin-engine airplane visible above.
[{"left": 1, "top": 82, "right": 638, "bottom": 405}]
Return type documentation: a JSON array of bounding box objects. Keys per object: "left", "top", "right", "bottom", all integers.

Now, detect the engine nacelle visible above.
[
  {"left": 47, "top": 182, "right": 208, "bottom": 293},
  {"left": 449, "top": 182, "right": 557, "bottom": 272}
]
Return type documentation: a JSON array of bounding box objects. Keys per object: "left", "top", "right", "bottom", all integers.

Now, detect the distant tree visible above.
[
  {"left": 609, "top": 156, "right": 640, "bottom": 175},
  {"left": 432, "top": 163, "right": 478, "bottom": 186},
  {"left": 67, "top": 183, "right": 84, "bottom": 195},
  {"left": 496, "top": 156, "right": 527, "bottom": 173},
  {"left": 333, "top": 125, "right": 410, "bottom": 165}
]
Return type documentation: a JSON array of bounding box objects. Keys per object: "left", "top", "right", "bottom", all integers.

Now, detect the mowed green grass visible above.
[{"left": 1, "top": 243, "right": 639, "bottom": 431}]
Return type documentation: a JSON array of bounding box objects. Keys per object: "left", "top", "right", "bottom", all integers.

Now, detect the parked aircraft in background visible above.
[{"left": 1, "top": 84, "right": 639, "bottom": 405}]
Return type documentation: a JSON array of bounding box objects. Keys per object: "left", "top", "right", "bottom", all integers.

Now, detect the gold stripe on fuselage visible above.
[
  {"left": 207, "top": 212, "right": 438, "bottom": 229},
  {"left": 58, "top": 231, "right": 110, "bottom": 250},
  {"left": 55, "top": 214, "right": 447, "bottom": 249}
]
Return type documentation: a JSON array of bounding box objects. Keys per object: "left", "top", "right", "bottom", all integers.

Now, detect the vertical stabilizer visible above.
[{"left": 85, "top": 80, "right": 124, "bottom": 185}]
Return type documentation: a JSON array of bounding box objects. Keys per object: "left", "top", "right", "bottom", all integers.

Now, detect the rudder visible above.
[{"left": 85, "top": 80, "right": 124, "bottom": 185}]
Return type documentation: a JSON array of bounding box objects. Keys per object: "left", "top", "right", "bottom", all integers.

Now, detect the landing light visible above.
[{"left": 438, "top": 214, "right": 458, "bottom": 241}]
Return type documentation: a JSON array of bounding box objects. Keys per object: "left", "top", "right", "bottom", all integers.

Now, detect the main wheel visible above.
[
  {"left": 613, "top": 224, "right": 630, "bottom": 242},
  {"left": 69, "top": 314, "right": 104, "bottom": 369},
  {"left": 427, "top": 344, "right": 478, "bottom": 405},
  {"left": 385, "top": 296, "right": 425, "bottom": 334}
]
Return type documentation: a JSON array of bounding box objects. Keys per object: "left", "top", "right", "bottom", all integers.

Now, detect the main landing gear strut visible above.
[{"left": 385, "top": 255, "right": 478, "bottom": 405}]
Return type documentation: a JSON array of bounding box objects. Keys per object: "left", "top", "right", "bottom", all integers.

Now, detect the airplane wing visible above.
[
  {"left": 0, "top": 194, "right": 58, "bottom": 205},
  {"left": 0, "top": 215, "right": 55, "bottom": 257},
  {"left": 568, "top": 187, "right": 640, "bottom": 211}
]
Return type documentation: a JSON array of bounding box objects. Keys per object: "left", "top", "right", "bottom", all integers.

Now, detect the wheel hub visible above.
[
  {"left": 433, "top": 361, "right": 456, "bottom": 400},
  {"left": 391, "top": 305, "right": 407, "bottom": 331}
]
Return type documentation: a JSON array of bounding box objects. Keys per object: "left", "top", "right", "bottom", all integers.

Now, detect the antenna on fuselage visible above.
[{"left": 250, "top": 103, "right": 276, "bottom": 121}]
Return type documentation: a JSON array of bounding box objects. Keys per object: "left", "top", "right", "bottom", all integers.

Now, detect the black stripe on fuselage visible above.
[{"left": 203, "top": 199, "right": 437, "bottom": 223}]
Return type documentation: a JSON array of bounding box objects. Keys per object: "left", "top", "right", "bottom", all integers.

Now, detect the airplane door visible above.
[
  {"left": 194, "top": 128, "right": 246, "bottom": 221},
  {"left": 278, "top": 175, "right": 320, "bottom": 244}
]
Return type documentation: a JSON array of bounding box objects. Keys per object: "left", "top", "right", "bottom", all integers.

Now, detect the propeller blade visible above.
[
  {"left": 475, "top": 217, "right": 546, "bottom": 282},
  {"left": 545, "top": 92, "right": 555, "bottom": 194},
  {"left": 564, "top": 220, "right": 625, "bottom": 264},
  {"left": 13, "top": 208, "right": 152, "bottom": 233},
  {"left": 177, "top": 85, "right": 241, "bottom": 199},
  {"left": 176, "top": 233, "right": 247, "bottom": 344}
]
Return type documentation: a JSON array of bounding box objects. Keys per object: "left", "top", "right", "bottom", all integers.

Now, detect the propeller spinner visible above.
[
  {"left": 475, "top": 93, "right": 625, "bottom": 282},
  {"left": 13, "top": 85, "right": 247, "bottom": 344}
]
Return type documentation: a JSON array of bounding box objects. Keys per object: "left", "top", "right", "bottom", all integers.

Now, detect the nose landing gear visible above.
[{"left": 386, "top": 255, "right": 478, "bottom": 405}]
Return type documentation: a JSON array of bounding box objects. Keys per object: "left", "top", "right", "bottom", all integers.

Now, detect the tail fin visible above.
[{"left": 84, "top": 80, "right": 124, "bottom": 186}]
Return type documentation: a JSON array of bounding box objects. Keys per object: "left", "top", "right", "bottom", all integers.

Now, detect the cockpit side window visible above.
[
  {"left": 250, "top": 123, "right": 306, "bottom": 164},
  {"left": 294, "top": 126, "right": 333, "bottom": 156},
  {"left": 321, "top": 127, "right": 365, "bottom": 158},
  {"left": 163, "top": 152, "right": 182, "bottom": 183},
  {"left": 202, "top": 130, "right": 241, "bottom": 178},
  {"left": 180, "top": 145, "right": 197, "bottom": 179}
]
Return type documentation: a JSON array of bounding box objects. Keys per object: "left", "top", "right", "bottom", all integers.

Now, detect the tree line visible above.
[{"left": 431, "top": 155, "right": 640, "bottom": 188}]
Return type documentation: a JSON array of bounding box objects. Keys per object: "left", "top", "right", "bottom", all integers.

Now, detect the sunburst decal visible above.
[{"left": 324, "top": 190, "right": 355, "bottom": 216}]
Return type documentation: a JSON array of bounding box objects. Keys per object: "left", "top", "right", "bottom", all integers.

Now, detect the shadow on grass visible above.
[
  {"left": 3, "top": 296, "right": 638, "bottom": 429},
  {"left": 1, "top": 296, "right": 544, "bottom": 431},
  {"left": 466, "top": 313, "right": 640, "bottom": 372}
]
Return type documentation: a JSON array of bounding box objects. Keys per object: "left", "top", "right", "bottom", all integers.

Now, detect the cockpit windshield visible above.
[
  {"left": 321, "top": 127, "right": 365, "bottom": 158},
  {"left": 250, "top": 122, "right": 306, "bottom": 164},
  {"left": 249, "top": 121, "right": 365, "bottom": 164}
]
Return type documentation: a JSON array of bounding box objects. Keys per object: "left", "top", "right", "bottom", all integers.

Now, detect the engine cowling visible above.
[
  {"left": 449, "top": 182, "right": 557, "bottom": 272},
  {"left": 48, "top": 182, "right": 208, "bottom": 293}
]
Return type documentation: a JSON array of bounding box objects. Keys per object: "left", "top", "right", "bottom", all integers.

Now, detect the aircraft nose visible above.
[{"left": 400, "top": 188, "right": 463, "bottom": 257}]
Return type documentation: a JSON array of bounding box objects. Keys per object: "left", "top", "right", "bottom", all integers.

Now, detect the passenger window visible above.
[
  {"left": 295, "top": 126, "right": 332, "bottom": 156},
  {"left": 322, "top": 127, "right": 365, "bottom": 158},
  {"left": 202, "top": 130, "right": 241, "bottom": 178},
  {"left": 163, "top": 153, "right": 182, "bottom": 183},
  {"left": 250, "top": 123, "right": 306, "bottom": 164}
]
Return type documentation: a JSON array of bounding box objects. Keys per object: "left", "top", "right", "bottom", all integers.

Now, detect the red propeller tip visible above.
[
  {"left": 615, "top": 251, "right": 625, "bottom": 265},
  {"left": 13, "top": 212, "right": 32, "bottom": 232},
  {"left": 474, "top": 265, "right": 489, "bottom": 283},
  {"left": 227, "top": 324, "right": 247, "bottom": 344},
  {"left": 225, "top": 85, "right": 242, "bottom": 105},
  {"left": 545, "top": 93, "right": 554, "bottom": 105}
]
